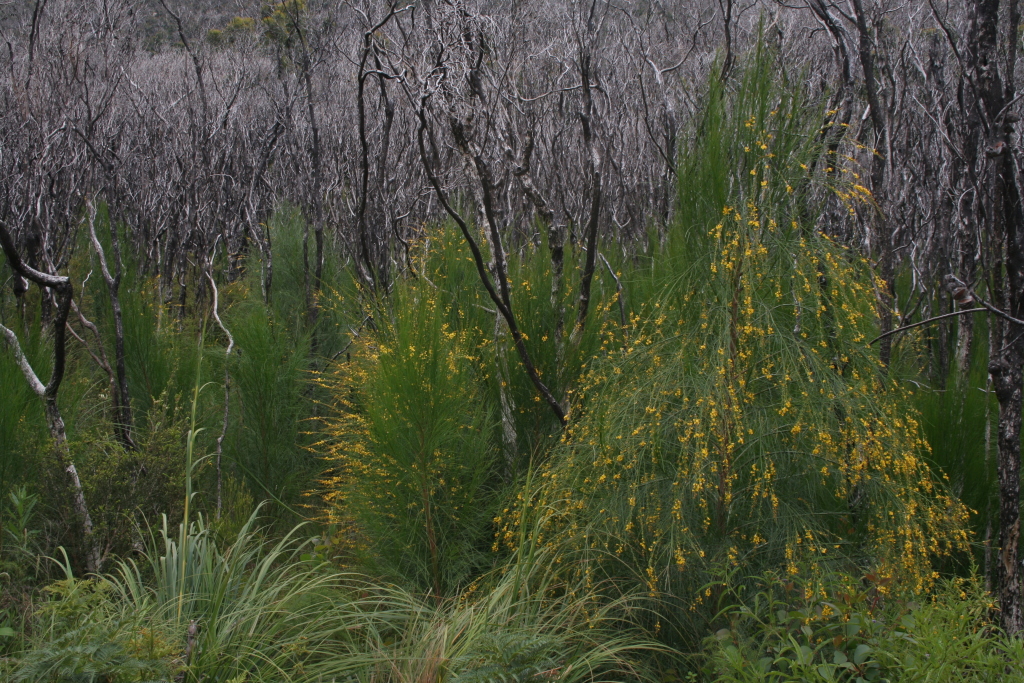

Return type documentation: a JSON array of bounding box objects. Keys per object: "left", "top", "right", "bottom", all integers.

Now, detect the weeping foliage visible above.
[{"left": 495, "top": 49, "right": 969, "bottom": 646}]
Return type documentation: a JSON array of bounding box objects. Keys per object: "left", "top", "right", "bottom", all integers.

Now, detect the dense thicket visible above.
[{"left": 1, "top": 0, "right": 1024, "bottom": 679}]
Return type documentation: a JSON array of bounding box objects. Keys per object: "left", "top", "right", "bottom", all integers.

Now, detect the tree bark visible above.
[
  {"left": 512, "top": 133, "right": 565, "bottom": 368},
  {"left": 416, "top": 105, "right": 566, "bottom": 425},
  {"left": 205, "top": 270, "right": 234, "bottom": 520},
  {"left": 292, "top": 7, "right": 324, "bottom": 323},
  {"left": 969, "top": 0, "right": 1024, "bottom": 636},
  {"left": 850, "top": 0, "right": 893, "bottom": 367},
  {"left": 571, "top": 52, "right": 603, "bottom": 346}
]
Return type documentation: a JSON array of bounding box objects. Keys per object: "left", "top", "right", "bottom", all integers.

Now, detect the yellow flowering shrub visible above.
[
  {"left": 491, "top": 45, "right": 969, "bottom": 634},
  {"left": 317, "top": 286, "right": 498, "bottom": 595},
  {"left": 496, "top": 205, "right": 968, "bottom": 618}
]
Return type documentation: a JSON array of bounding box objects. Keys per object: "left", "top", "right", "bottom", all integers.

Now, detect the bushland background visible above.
[{"left": 2, "top": 0, "right": 1024, "bottom": 680}]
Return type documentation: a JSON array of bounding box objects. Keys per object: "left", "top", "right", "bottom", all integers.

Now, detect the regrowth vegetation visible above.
[
  {"left": 497, "top": 58, "right": 969, "bottom": 645},
  {"left": 1, "top": 10, "right": 1022, "bottom": 682}
]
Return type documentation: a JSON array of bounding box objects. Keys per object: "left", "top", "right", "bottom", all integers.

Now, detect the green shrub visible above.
[
  {"left": 14, "top": 573, "right": 178, "bottom": 683},
  {"left": 1, "top": 486, "right": 43, "bottom": 582},
  {"left": 226, "top": 298, "right": 312, "bottom": 505},
  {"left": 0, "top": 325, "right": 44, "bottom": 495},
  {"left": 707, "top": 570, "right": 1024, "bottom": 682},
  {"left": 71, "top": 406, "right": 187, "bottom": 560},
  {"left": 320, "top": 284, "right": 499, "bottom": 595}
]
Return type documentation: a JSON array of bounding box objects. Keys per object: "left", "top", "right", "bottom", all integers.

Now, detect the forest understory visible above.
[{"left": 2, "top": 0, "right": 1024, "bottom": 681}]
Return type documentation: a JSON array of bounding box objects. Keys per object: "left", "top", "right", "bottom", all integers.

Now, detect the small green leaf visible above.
[{"left": 853, "top": 643, "right": 871, "bottom": 665}]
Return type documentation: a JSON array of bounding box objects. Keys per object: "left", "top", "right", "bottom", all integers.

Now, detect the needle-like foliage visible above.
[
  {"left": 495, "top": 47, "right": 969, "bottom": 649},
  {"left": 319, "top": 284, "right": 500, "bottom": 596}
]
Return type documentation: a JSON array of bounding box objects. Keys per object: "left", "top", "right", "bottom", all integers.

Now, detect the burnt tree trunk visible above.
[
  {"left": 88, "top": 202, "right": 135, "bottom": 450},
  {"left": 970, "top": 0, "right": 1024, "bottom": 636}
]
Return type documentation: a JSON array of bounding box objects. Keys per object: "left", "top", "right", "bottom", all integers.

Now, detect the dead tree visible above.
[
  {"left": 0, "top": 221, "right": 101, "bottom": 572},
  {"left": 403, "top": 16, "right": 569, "bottom": 427},
  {"left": 967, "top": 0, "right": 1024, "bottom": 636},
  {"left": 86, "top": 200, "right": 136, "bottom": 450}
]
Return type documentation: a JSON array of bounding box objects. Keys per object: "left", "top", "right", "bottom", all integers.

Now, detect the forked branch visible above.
[{"left": 415, "top": 103, "right": 566, "bottom": 425}]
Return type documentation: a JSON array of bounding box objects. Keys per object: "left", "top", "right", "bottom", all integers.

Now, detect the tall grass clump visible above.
[
  {"left": 115, "top": 511, "right": 354, "bottom": 682},
  {"left": 14, "top": 510, "right": 361, "bottom": 683},
  {"left": 496, "top": 48, "right": 970, "bottom": 649},
  {"left": 320, "top": 284, "right": 500, "bottom": 595},
  {"left": 347, "top": 528, "right": 664, "bottom": 682},
  {"left": 13, "top": 505, "right": 664, "bottom": 682}
]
